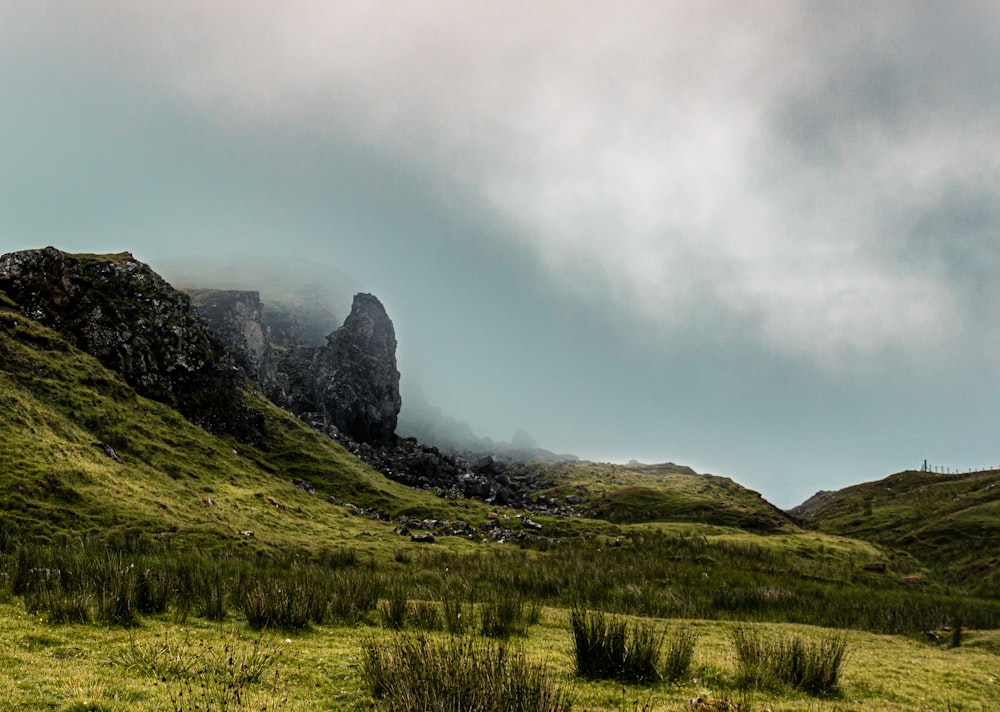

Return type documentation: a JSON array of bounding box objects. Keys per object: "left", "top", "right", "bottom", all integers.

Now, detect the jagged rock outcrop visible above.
[
  {"left": 187, "top": 289, "right": 289, "bottom": 405},
  {"left": 185, "top": 287, "right": 400, "bottom": 446},
  {"left": 0, "top": 247, "right": 264, "bottom": 444},
  {"left": 309, "top": 293, "right": 401, "bottom": 445}
]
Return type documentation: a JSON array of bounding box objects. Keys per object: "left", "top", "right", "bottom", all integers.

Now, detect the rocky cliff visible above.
[
  {"left": 311, "top": 293, "right": 401, "bottom": 445},
  {"left": 0, "top": 247, "right": 264, "bottom": 444},
  {"left": 190, "top": 289, "right": 401, "bottom": 447},
  {"left": 186, "top": 289, "right": 289, "bottom": 406}
]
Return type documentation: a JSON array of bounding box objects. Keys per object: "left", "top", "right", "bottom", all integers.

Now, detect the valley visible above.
[{"left": 0, "top": 249, "right": 998, "bottom": 710}]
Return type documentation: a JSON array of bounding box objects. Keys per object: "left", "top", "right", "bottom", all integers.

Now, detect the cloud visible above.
[{"left": 8, "top": 1, "right": 999, "bottom": 372}]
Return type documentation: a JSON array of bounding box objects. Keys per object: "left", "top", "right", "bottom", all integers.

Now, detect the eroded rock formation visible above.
[
  {"left": 0, "top": 247, "right": 264, "bottom": 444},
  {"left": 311, "top": 293, "right": 401, "bottom": 445}
]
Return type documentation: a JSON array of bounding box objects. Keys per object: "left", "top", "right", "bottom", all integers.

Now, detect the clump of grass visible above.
[
  {"left": 326, "top": 568, "right": 379, "bottom": 624},
  {"left": 409, "top": 599, "right": 441, "bottom": 631},
  {"left": 442, "top": 595, "right": 467, "bottom": 634},
  {"left": 241, "top": 571, "right": 329, "bottom": 631},
  {"left": 479, "top": 588, "right": 533, "bottom": 639},
  {"left": 662, "top": 626, "right": 697, "bottom": 682},
  {"left": 111, "top": 630, "right": 198, "bottom": 678},
  {"left": 731, "top": 624, "right": 848, "bottom": 695},
  {"left": 195, "top": 570, "right": 229, "bottom": 622},
  {"left": 21, "top": 572, "right": 91, "bottom": 623},
  {"left": 570, "top": 608, "right": 664, "bottom": 683},
  {"left": 243, "top": 580, "right": 306, "bottom": 631},
  {"left": 92, "top": 555, "right": 140, "bottom": 628},
  {"left": 360, "top": 634, "right": 571, "bottom": 712},
  {"left": 135, "top": 566, "right": 170, "bottom": 615},
  {"left": 166, "top": 634, "right": 285, "bottom": 711},
  {"left": 380, "top": 586, "right": 408, "bottom": 630}
]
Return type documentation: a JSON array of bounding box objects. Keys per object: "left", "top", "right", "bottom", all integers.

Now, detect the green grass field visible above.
[
  {"left": 0, "top": 597, "right": 997, "bottom": 711},
  {"left": 2, "top": 284, "right": 1000, "bottom": 710}
]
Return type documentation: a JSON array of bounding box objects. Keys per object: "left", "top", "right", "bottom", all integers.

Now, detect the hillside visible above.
[
  {"left": 0, "top": 287, "right": 485, "bottom": 552},
  {"left": 0, "top": 248, "right": 798, "bottom": 546},
  {"left": 531, "top": 460, "right": 794, "bottom": 530},
  {"left": 3, "top": 251, "right": 1000, "bottom": 711},
  {"left": 791, "top": 469, "right": 1000, "bottom": 594}
]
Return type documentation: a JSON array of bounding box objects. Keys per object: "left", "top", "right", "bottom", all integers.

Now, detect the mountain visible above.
[
  {"left": 0, "top": 247, "right": 797, "bottom": 539},
  {"left": 0, "top": 248, "right": 264, "bottom": 444},
  {"left": 790, "top": 469, "right": 1000, "bottom": 594},
  {"left": 0, "top": 279, "right": 448, "bottom": 549}
]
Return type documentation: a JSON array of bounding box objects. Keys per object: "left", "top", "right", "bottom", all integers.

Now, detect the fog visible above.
[{"left": 3, "top": 2, "right": 1000, "bottom": 506}]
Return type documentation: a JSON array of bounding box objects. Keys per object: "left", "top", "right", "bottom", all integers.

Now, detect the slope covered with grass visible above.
[
  {"left": 4, "top": 287, "right": 1000, "bottom": 711},
  {"left": 0, "top": 289, "right": 479, "bottom": 553},
  {"left": 791, "top": 469, "right": 1000, "bottom": 593},
  {"left": 532, "top": 460, "right": 793, "bottom": 530}
]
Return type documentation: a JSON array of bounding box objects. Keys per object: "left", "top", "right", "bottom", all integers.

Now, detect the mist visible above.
[{"left": 4, "top": 2, "right": 1000, "bottom": 507}]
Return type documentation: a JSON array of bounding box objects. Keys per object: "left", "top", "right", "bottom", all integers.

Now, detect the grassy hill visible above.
[
  {"left": 3, "top": 272, "right": 1000, "bottom": 710},
  {"left": 0, "top": 288, "right": 483, "bottom": 555},
  {"left": 790, "top": 469, "right": 1000, "bottom": 594},
  {"left": 532, "top": 460, "right": 793, "bottom": 530}
]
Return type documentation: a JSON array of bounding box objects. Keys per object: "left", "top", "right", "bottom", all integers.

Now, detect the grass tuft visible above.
[
  {"left": 570, "top": 608, "right": 664, "bottom": 683},
  {"left": 731, "top": 624, "right": 848, "bottom": 695},
  {"left": 360, "top": 634, "right": 571, "bottom": 712}
]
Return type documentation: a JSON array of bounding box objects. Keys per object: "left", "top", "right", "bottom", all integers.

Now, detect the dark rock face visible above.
[
  {"left": 312, "top": 293, "right": 401, "bottom": 445},
  {"left": 187, "top": 288, "right": 401, "bottom": 447},
  {"left": 187, "top": 289, "right": 288, "bottom": 406},
  {"left": 0, "top": 247, "right": 264, "bottom": 444}
]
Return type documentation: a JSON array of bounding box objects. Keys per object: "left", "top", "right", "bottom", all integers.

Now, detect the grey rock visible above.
[
  {"left": 188, "top": 289, "right": 289, "bottom": 405},
  {"left": 301, "top": 293, "right": 401, "bottom": 445},
  {"left": 0, "top": 247, "right": 264, "bottom": 444}
]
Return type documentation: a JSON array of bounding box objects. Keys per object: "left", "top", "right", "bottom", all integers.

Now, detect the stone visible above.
[
  {"left": 311, "top": 293, "right": 401, "bottom": 444},
  {"left": 0, "top": 247, "right": 264, "bottom": 444},
  {"left": 187, "top": 289, "right": 288, "bottom": 405}
]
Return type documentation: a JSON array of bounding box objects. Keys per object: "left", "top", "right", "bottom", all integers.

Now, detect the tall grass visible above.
[
  {"left": 1, "top": 534, "right": 998, "bottom": 640},
  {"left": 327, "top": 567, "right": 382, "bottom": 624},
  {"left": 478, "top": 587, "right": 532, "bottom": 639},
  {"left": 360, "top": 634, "right": 571, "bottom": 712},
  {"left": 164, "top": 634, "right": 285, "bottom": 711},
  {"left": 662, "top": 626, "right": 697, "bottom": 682},
  {"left": 731, "top": 624, "right": 847, "bottom": 695},
  {"left": 570, "top": 608, "right": 664, "bottom": 683},
  {"left": 380, "top": 586, "right": 408, "bottom": 630}
]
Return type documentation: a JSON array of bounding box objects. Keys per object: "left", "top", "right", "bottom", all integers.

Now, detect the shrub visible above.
[
  {"left": 570, "top": 608, "right": 663, "bottom": 683},
  {"left": 731, "top": 624, "right": 847, "bottom": 695},
  {"left": 360, "top": 634, "right": 571, "bottom": 712}
]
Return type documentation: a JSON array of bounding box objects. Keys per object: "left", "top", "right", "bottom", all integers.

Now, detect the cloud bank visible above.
[{"left": 42, "top": 0, "right": 990, "bottom": 372}]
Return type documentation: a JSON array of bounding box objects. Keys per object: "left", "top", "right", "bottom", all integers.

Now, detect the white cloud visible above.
[{"left": 12, "top": 1, "right": 996, "bottom": 371}]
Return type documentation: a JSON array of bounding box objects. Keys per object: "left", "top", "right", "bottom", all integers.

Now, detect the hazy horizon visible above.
[{"left": 4, "top": 2, "right": 1000, "bottom": 507}]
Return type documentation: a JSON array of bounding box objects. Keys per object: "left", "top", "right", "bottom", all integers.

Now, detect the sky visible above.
[{"left": 2, "top": 1, "right": 1000, "bottom": 507}]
